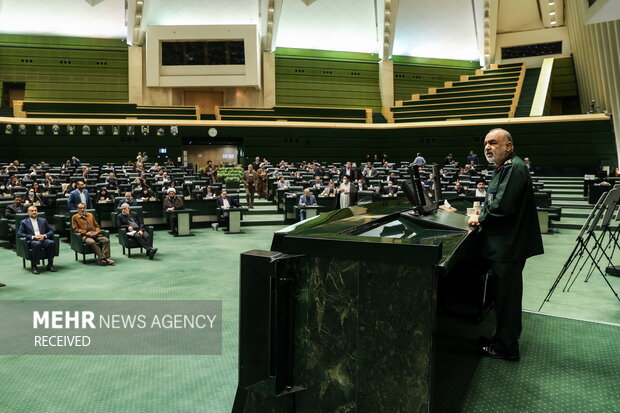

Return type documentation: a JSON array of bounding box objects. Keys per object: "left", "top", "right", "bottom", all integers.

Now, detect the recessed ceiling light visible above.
[
  {"left": 551, "top": 20, "right": 557, "bottom": 25},
  {"left": 549, "top": 2, "right": 555, "bottom": 5},
  {"left": 549, "top": 11, "right": 556, "bottom": 16}
]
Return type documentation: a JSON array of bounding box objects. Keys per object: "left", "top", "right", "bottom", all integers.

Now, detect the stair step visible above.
[
  {"left": 547, "top": 185, "right": 583, "bottom": 189},
  {"left": 553, "top": 203, "right": 592, "bottom": 209},
  {"left": 539, "top": 177, "right": 582, "bottom": 181},
  {"left": 241, "top": 213, "right": 285, "bottom": 226},
  {"left": 563, "top": 212, "right": 590, "bottom": 218},
  {"left": 248, "top": 204, "right": 278, "bottom": 210},
  {"left": 549, "top": 189, "right": 586, "bottom": 195},
  {"left": 551, "top": 196, "right": 587, "bottom": 201},
  {"left": 550, "top": 222, "right": 584, "bottom": 230}
]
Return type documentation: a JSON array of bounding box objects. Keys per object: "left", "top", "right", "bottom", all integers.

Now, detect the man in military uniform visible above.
[
  {"left": 243, "top": 164, "right": 259, "bottom": 209},
  {"left": 468, "top": 128, "right": 544, "bottom": 361}
]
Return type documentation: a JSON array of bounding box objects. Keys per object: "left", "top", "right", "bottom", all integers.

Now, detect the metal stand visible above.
[{"left": 539, "top": 186, "right": 620, "bottom": 311}]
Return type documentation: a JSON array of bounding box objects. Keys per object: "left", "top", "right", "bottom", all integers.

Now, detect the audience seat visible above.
[
  {"left": 116, "top": 207, "right": 154, "bottom": 257},
  {"left": 15, "top": 212, "right": 61, "bottom": 269},
  {"left": 69, "top": 210, "right": 110, "bottom": 263}
]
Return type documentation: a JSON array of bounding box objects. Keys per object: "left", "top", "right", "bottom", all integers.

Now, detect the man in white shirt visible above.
[
  {"left": 67, "top": 180, "right": 92, "bottom": 210},
  {"left": 276, "top": 177, "right": 290, "bottom": 190},
  {"left": 320, "top": 182, "right": 337, "bottom": 197},
  {"left": 362, "top": 162, "right": 377, "bottom": 178},
  {"left": 17, "top": 206, "right": 56, "bottom": 274},
  {"left": 412, "top": 153, "right": 426, "bottom": 168},
  {"left": 216, "top": 191, "right": 242, "bottom": 225}
]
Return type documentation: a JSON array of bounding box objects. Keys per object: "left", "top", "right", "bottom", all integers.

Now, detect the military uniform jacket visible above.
[{"left": 478, "top": 153, "right": 544, "bottom": 262}]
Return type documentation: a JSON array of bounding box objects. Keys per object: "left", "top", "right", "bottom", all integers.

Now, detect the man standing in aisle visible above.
[
  {"left": 468, "top": 128, "right": 543, "bottom": 361},
  {"left": 243, "top": 164, "right": 258, "bottom": 208}
]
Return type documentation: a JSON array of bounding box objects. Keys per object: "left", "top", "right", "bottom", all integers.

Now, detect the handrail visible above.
[{"left": 530, "top": 58, "right": 555, "bottom": 117}]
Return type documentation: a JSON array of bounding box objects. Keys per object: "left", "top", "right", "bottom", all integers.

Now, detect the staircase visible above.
[
  {"left": 514, "top": 68, "right": 541, "bottom": 117},
  {"left": 540, "top": 176, "right": 589, "bottom": 230},
  {"left": 241, "top": 198, "right": 286, "bottom": 227},
  {"left": 384, "top": 63, "right": 526, "bottom": 123}
]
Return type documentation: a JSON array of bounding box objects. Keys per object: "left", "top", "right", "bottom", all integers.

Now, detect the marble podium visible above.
[{"left": 233, "top": 199, "right": 491, "bottom": 413}]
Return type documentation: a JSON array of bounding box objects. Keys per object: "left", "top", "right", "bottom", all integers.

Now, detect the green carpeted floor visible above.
[
  {"left": 434, "top": 312, "right": 620, "bottom": 413},
  {"left": 0, "top": 225, "right": 618, "bottom": 412}
]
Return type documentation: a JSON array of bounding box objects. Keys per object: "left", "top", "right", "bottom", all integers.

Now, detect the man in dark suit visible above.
[
  {"left": 298, "top": 188, "right": 318, "bottom": 220},
  {"left": 216, "top": 190, "right": 241, "bottom": 227},
  {"left": 17, "top": 206, "right": 56, "bottom": 274},
  {"left": 216, "top": 190, "right": 241, "bottom": 214},
  {"left": 216, "top": 191, "right": 241, "bottom": 227},
  {"left": 381, "top": 180, "right": 399, "bottom": 197},
  {"left": 163, "top": 188, "right": 184, "bottom": 234},
  {"left": 340, "top": 162, "right": 354, "bottom": 182},
  {"left": 468, "top": 128, "right": 543, "bottom": 362},
  {"left": 67, "top": 180, "right": 92, "bottom": 210},
  {"left": 5, "top": 196, "right": 27, "bottom": 244},
  {"left": 118, "top": 192, "right": 138, "bottom": 208},
  {"left": 117, "top": 203, "right": 157, "bottom": 259}
]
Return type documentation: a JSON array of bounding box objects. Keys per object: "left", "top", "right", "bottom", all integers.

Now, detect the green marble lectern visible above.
[{"left": 233, "top": 199, "right": 491, "bottom": 413}]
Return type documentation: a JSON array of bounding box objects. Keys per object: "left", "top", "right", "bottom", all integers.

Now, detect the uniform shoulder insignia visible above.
[{"left": 505, "top": 159, "right": 512, "bottom": 164}]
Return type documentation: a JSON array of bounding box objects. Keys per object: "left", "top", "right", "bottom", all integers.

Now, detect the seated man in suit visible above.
[
  {"left": 202, "top": 186, "right": 217, "bottom": 199},
  {"left": 355, "top": 178, "right": 367, "bottom": 192},
  {"left": 276, "top": 176, "right": 290, "bottom": 190},
  {"left": 5, "top": 195, "right": 27, "bottom": 245},
  {"left": 118, "top": 192, "right": 138, "bottom": 207},
  {"left": 117, "top": 203, "right": 157, "bottom": 259},
  {"left": 163, "top": 188, "right": 184, "bottom": 234},
  {"left": 362, "top": 161, "right": 377, "bottom": 178},
  {"left": 468, "top": 179, "right": 487, "bottom": 197},
  {"left": 319, "top": 182, "right": 338, "bottom": 197},
  {"left": 216, "top": 190, "right": 242, "bottom": 227},
  {"left": 298, "top": 188, "right": 318, "bottom": 220},
  {"left": 17, "top": 206, "right": 57, "bottom": 274},
  {"left": 382, "top": 180, "right": 399, "bottom": 197},
  {"left": 454, "top": 181, "right": 467, "bottom": 196},
  {"left": 310, "top": 176, "right": 323, "bottom": 191},
  {"left": 105, "top": 172, "right": 118, "bottom": 190},
  {"left": 67, "top": 180, "right": 92, "bottom": 210},
  {"left": 72, "top": 202, "right": 114, "bottom": 265}
]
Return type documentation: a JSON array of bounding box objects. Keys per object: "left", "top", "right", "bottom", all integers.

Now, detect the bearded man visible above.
[{"left": 468, "top": 128, "right": 544, "bottom": 361}]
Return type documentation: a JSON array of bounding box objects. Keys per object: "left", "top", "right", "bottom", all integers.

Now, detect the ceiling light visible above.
[
  {"left": 548, "top": 2, "right": 555, "bottom": 5},
  {"left": 549, "top": 11, "right": 556, "bottom": 16},
  {"left": 550, "top": 20, "right": 557, "bottom": 25}
]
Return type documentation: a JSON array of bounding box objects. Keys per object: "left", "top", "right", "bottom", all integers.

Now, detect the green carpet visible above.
[
  {"left": 0, "top": 226, "right": 280, "bottom": 413},
  {"left": 434, "top": 312, "right": 620, "bottom": 413},
  {"left": 0, "top": 225, "right": 618, "bottom": 412},
  {"left": 523, "top": 229, "right": 620, "bottom": 324}
]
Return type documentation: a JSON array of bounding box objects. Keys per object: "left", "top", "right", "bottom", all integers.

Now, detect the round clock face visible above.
[{"left": 208, "top": 127, "right": 218, "bottom": 137}]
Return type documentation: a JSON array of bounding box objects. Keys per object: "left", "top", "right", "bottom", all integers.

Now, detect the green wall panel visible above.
[
  {"left": 0, "top": 118, "right": 614, "bottom": 174},
  {"left": 0, "top": 34, "right": 128, "bottom": 104},
  {"left": 275, "top": 48, "right": 382, "bottom": 111}
]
